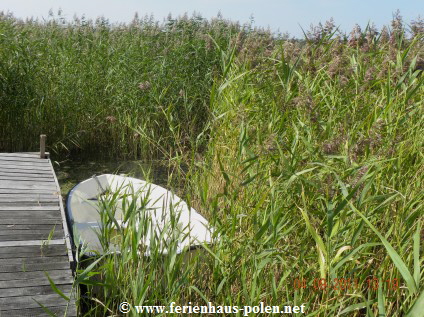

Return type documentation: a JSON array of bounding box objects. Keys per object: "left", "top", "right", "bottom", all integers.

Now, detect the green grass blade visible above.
[
  {"left": 75, "top": 254, "right": 107, "bottom": 285},
  {"left": 339, "top": 300, "right": 376, "bottom": 315},
  {"left": 44, "top": 271, "right": 70, "bottom": 301},
  {"left": 406, "top": 290, "right": 424, "bottom": 317},
  {"left": 350, "top": 204, "right": 418, "bottom": 294},
  {"left": 299, "top": 190, "right": 327, "bottom": 278},
  {"left": 377, "top": 279, "right": 386, "bottom": 317},
  {"left": 190, "top": 285, "right": 209, "bottom": 303},
  {"left": 413, "top": 220, "right": 421, "bottom": 286},
  {"left": 33, "top": 299, "right": 59, "bottom": 317}
]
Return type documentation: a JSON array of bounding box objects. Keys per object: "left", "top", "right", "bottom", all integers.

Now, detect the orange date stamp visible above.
[{"left": 292, "top": 277, "right": 400, "bottom": 292}]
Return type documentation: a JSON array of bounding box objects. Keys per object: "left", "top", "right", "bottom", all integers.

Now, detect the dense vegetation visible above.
[
  {"left": 1, "top": 11, "right": 423, "bottom": 316},
  {"left": 0, "top": 11, "right": 275, "bottom": 158}
]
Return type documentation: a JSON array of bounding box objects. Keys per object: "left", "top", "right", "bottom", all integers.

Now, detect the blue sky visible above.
[{"left": 0, "top": 0, "right": 423, "bottom": 37}]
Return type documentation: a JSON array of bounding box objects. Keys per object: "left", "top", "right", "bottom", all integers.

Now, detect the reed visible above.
[{"left": 0, "top": 11, "right": 272, "bottom": 159}]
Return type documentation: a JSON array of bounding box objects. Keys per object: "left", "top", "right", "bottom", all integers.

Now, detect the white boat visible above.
[{"left": 66, "top": 174, "right": 214, "bottom": 256}]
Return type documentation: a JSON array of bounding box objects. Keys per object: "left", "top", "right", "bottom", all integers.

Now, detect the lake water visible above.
[{"left": 53, "top": 159, "right": 170, "bottom": 196}]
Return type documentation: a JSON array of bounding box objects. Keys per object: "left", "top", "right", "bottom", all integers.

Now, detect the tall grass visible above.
[
  {"left": 0, "top": 11, "right": 273, "bottom": 159},
  {"left": 1, "top": 10, "right": 423, "bottom": 316}
]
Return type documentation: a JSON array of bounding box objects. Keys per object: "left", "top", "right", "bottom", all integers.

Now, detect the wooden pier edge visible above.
[
  {"left": 39, "top": 134, "right": 73, "bottom": 268},
  {"left": 49, "top": 158, "right": 75, "bottom": 271}
]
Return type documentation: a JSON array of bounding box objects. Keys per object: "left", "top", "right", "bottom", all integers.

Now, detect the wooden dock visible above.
[{"left": 0, "top": 151, "right": 76, "bottom": 317}]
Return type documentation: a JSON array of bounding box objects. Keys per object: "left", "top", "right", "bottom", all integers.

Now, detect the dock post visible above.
[{"left": 40, "top": 134, "right": 46, "bottom": 159}]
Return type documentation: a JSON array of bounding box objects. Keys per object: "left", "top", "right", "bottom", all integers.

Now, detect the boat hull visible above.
[{"left": 66, "top": 174, "right": 213, "bottom": 256}]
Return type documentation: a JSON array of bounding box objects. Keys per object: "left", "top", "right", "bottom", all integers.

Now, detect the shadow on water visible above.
[{"left": 53, "top": 158, "right": 170, "bottom": 196}]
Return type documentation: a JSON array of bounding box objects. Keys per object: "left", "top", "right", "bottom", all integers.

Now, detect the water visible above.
[{"left": 53, "top": 158, "right": 170, "bottom": 196}]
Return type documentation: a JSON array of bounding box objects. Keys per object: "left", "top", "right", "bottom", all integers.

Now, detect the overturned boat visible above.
[{"left": 66, "top": 174, "right": 214, "bottom": 256}]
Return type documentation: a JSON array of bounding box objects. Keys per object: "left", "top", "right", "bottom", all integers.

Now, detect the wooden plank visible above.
[
  {"left": 0, "top": 193, "right": 59, "bottom": 199},
  {"left": 0, "top": 191, "right": 57, "bottom": 196},
  {"left": 0, "top": 159, "right": 50, "bottom": 166},
  {"left": 0, "top": 305, "right": 77, "bottom": 317},
  {"left": 0, "top": 170, "right": 51, "bottom": 178},
  {"left": 0, "top": 179, "right": 56, "bottom": 186},
  {"left": 0, "top": 164, "right": 52, "bottom": 171},
  {"left": 0, "top": 164, "right": 51, "bottom": 172},
  {"left": 0, "top": 255, "right": 68, "bottom": 266},
  {"left": 0, "top": 202, "right": 59, "bottom": 207},
  {"left": 0, "top": 173, "right": 54, "bottom": 180},
  {"left": 0, "top": 275, "right": 73, "bottom": 288},
  {"left": 0, "top": 202, "right": 59, "bottom": 208},
  {"left": 0, "top": 293, "right": 73, "bottom": 309},
  {"left": 0, "top": 218, "right": 63, "bottom": 225},
  {"left": 0, "top": 284, "right": 72, "bottom": 298},
  {"left": 0, "top": 230, "right": 63, "bottom": 240},
  {"left": 0, "top": 210, "right": 62, "bottom": 218},
  {"left": 0, "top": 208, "right": 61, "bottom": 214},
  {"left": 0, "top": 211, "right": 62, "bottom": 220},
  {"left": 0, "top": 157, "right": 47, "bottom": 164},
  {"left": 0, "top": 231, "right": 63, "bottom": 238},
  {"left": 0, "top": 199, "right": 58, "bottom": 205},
  {"left": 0, "top": 224, "right": 60, "bottom": 231},
  {"left": 0, "top": 175, "right": 55, "bottom": 182},
  {"left": 0, "top": 244, "right": 67, "bottom": 257},
  {"left": 0, "top": 252, "right": 67, "bottom": 259},
  {"left": 0, "top": 170, "right": 53, "bottom": 177},
  {"left": 0, "top": 170, "right": 54, "bottom": 178},
  {"left": 0, "top": 156, "right": 49, "bottom": 163},
  {"left": 20, "top": 152, "right": 50, "bottom": 156},
  {"left": 0, "top": 170, "right": 53, "bottom": 178},
  {"left": 0, "top": 239, "right": 65, "bottom": 247},
  {"left": 0, "top": 188, "right": 60, "bottom": 194},
  {"left": 0, "top": 193, "right": 57, "bottom": 198},
  {"left": 0, "top": 164, "right": 51, "bottom": 171},
  {"left": 0, "top": 259, "right": 70, "bottom": 273},
  {"left": 0, "top": 232, "right": 64, "bottom": 241},
  {"left": 0, "top": 185, "right": 57, "bottom": 192},
  {"left": 0, "top": 181, "right": 56, "bottom": 190},
  {"left": 0, "top": 153, "right": 41, "bottom": 159},
  {"left": 0, "top": 206, "right": 60, "bottom": 211},
  {"left": 0, "top": 198, "right": 58, "bottom": 204},
  {"left": 0, "top": 196, "right": 58, "bottom": 200},
  {"left": 0, "top": 269, "right": 72, "bottom": 282},
  {"left": 0, "top": 228, "right": 63, "bottom": 236}
]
